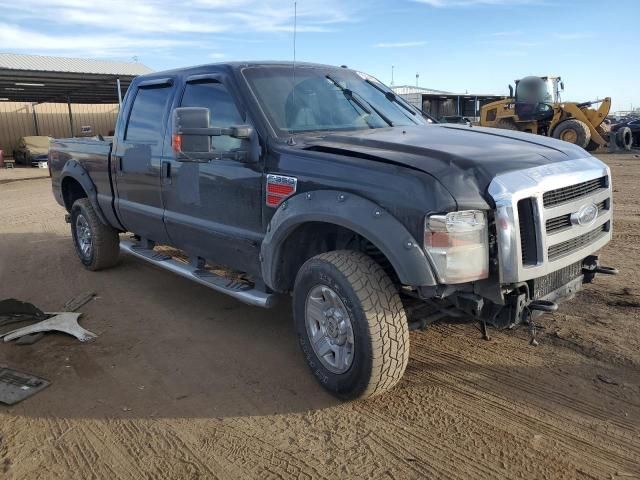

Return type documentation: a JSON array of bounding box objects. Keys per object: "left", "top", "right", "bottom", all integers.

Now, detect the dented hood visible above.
[{"left": 302, "top": 124, "right": 588, "bottom": 208}]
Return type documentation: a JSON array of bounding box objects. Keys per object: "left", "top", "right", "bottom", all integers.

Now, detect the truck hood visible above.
[{"left": 301, "top": 124, "right": 588, "bottom": 208}]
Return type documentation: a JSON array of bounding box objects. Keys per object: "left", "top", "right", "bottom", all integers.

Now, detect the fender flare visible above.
[
  {"left": 260, "top": 190, "right": 438, "bottom": 290},
  {"left": 60, "top": 160, "right": 109, "bottom": 226}
]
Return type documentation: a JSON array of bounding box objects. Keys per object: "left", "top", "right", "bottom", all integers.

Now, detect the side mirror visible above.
[
  {"left": 173, "top": 107, "right": 211, "bottom": 157},
  {"left": 172, "top": 107, "right": 254, "bottom": 161},
  {"left": 508, "top": 84, "right": 514, "bottom": 98},
  {"left": 560, "top": 82, "right": 565, "bottom": 91}
]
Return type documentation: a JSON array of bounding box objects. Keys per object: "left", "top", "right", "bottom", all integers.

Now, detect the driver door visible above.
[{"left": 161, "top": 76, "right": 264, "bottom": 275}]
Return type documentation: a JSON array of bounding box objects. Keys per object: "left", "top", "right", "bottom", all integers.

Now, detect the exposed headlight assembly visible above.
[{"left": 424, "top": 210, "right": 489, "bottom": 284}]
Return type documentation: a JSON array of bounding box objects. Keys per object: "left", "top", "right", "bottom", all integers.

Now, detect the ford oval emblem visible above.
[{"left": 571, "top": 203, "right": 598, "bottom": 227}]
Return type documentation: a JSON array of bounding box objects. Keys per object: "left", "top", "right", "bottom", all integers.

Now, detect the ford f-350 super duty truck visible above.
[{"left": 50, "top": 62, "right": 617, "bottom": 399}]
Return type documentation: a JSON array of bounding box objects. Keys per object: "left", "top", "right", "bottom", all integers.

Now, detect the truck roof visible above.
[{"left": 135, "top": 61, "right": 349, "bottom": 81}]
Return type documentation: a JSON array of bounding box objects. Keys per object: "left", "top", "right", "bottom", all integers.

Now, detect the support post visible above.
[
  {"left": 67, "top": 97, "right": 73, "bottom": 137},
  {"left": 116, "top": 77, "right": 123, "bottom": 106},
  {"left": 31, "top": 103, "right": 40, "bottom": 135}
]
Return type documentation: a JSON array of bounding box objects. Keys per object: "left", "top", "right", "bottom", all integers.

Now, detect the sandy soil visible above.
[{"left": 0, "top": 154, "right": 639, "bottom": 480}]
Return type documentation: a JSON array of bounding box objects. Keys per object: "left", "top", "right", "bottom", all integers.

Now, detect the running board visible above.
[{"left": 119, "top": 240, "right": 276, "bottom": 308}]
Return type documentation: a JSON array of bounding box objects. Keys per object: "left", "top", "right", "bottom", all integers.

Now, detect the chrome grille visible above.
[
  {"left": 542, "top": 176, "right": 607, "bottom": 207},
  {"left": 546, "top": 199, "right": 608, "bottom": 234},
  {"left": 548, "top": 223, "right": 609, "bottom": 261},
  {"left": 488, "top": 157, "right": 613, "bottom": 284}
]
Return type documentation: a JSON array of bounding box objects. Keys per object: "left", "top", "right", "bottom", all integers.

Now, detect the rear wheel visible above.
[
  {"left": 70, "top": 198, "right": 120, "bottom": 271},
  {"left": 293, "top": 251, "right": 409, "bottom": 399},
  {"left": 552, "top": 119, "right": 591, "bottom": 149}
]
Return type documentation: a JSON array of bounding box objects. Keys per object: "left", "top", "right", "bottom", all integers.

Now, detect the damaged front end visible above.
[
  {"left": 412, "top": 156, "right": 618, "bottom": 340},
  {"left": 448, "top": 255, "right": 617, "bottom": 329}
]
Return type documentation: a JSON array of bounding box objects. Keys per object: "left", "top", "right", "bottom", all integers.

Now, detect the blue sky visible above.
[{"left": 0, "top": 0, "right": 637, "bottom": 111}]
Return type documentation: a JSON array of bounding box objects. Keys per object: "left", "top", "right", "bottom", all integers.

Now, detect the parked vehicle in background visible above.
[
  {"left": 611, "top": 117, "right": 640, "bottom": 147},
  {"left": 49, "top": 61, "right": 617, "bottom": 400},
  {"left": 13, "top": 136, "right": 51, "bottom": 166}
]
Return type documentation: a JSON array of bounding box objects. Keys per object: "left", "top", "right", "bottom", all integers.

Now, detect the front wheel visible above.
[{"left": 293, "top": 251, "right": 410, "bottom": 399}]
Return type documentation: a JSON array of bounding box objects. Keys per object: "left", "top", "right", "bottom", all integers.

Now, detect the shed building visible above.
[
  {"left": 0, "top": 53, "right": 152, "bottom": 157},
  {"left": 392, "top": 85, "right": 504, "bottom": 122}
]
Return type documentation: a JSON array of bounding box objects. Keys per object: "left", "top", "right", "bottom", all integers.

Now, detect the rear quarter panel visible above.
[{"left": 50, "top": 138, "right": 113, "bottom": 213}]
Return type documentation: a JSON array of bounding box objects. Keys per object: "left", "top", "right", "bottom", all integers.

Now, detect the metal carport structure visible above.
[{"left": 0, "top": 53, "right": 152, "bottom": 138}]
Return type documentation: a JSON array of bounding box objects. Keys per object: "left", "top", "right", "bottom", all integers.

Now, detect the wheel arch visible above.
[
  {"left": 60, "top": 160, "right": 109, "bottom": 226},
  {"left": 260, "top": 190, "right": 438, "bottom": 293}
]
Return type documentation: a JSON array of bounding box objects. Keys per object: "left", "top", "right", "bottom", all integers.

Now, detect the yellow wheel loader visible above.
[{"left": 480, "top": 76, "right": 632, "bottom": 151}]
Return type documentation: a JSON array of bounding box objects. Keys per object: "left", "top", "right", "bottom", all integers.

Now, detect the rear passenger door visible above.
[
  {"left": 113, "top": 78, "right": 174, "bottom": 243},
  {"left": 161, "top": 76, "right": 264, "bottom": 275}
]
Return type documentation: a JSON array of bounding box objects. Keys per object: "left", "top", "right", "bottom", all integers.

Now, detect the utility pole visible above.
[
  {"left": 391, "top": 65, "right": 395, "bottom": 86},
  {"left": 416, "top": 73, "right": 419, "bottom": 87}
]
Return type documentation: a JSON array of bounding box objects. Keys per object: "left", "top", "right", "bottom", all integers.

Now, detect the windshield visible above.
[
  {"left": 516, "top": 77, "right": 553, "bottom": 105},
  {"left": 242, "top": 66, "right": 429, "bottom": 135}
]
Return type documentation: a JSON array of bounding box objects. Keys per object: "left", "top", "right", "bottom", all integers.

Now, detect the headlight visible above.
[{"left": 424, "top": 210, "right": 489, "bottom": 283}]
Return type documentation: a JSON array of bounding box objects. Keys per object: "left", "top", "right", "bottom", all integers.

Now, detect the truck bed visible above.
[{"left": 49, "top": 137, "right": 114, "bottom": 213}]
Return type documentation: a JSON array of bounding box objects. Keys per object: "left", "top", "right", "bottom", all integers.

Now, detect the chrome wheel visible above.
[
  {"left": 305, "top": 285, "right": 355, "bottom": 374},
  {"left": 75, "top": 214, "right": 93, "bottom": 259}
]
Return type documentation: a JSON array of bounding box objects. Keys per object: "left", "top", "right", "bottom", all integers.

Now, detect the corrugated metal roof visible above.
[
  {"left": 392, "top": 85, "right": 501, "bottom": 98},
  {"left": 392, "top": 85, "right": 453, "bottom": 95},
  {"left": 0, "top": 53, "right": 152, "bottom": 76}
]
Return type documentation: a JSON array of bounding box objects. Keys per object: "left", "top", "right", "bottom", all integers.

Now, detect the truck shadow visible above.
[
  {"left": 0, "top": 231, "right": 339, "bottom": 419},
  {"left": 2, "top": 231, "right": 639, "bottom": 424}
]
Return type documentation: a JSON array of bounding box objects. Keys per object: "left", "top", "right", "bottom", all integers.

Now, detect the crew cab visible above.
[{"left": 49, "top": 62, "right": 617, "bottom": 399}]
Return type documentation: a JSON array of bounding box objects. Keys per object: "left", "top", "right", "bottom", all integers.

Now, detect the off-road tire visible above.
[
  {"left": 70, "top": 198, "right": 120, "bottom": 271},
  {"left": 495, "top": 118, "right": 519, "bottom": 130},
  {"left": 616, "top": 126, "right": 633, "bottom": 151},
  {"left": 293, "top": 250, "right": 410, "bottom": 400},
  {"left": 552, "top": 119, "right": 591, "bottom": 149}
]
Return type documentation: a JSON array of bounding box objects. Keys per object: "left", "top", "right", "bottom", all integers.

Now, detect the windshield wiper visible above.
[
  {"left": 325, "top": 75, "right": 393, "bottom": 127},
  {"left": 365, "top": 79, "right": 420, "bottom": 119}
]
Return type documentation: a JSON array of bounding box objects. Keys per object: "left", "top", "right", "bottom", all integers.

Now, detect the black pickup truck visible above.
[{"left": 50, "top": 62, "right": 616, "bottom": 399}]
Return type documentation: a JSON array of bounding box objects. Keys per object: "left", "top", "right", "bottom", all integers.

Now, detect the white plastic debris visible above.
[{"left": 1, "top": 312, "right": 97, "bottom": 343}]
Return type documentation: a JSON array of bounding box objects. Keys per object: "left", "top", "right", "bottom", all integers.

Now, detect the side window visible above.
[
  {"left": 181, "top": 81, "right": 244, "bottom": 152},
  {"left": 125, "top": 85, "right": 173, "bottom": 143}
]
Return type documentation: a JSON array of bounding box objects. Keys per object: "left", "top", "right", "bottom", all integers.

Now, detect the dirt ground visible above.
[{"left": 1, "top": 154, "right": 639, "bottom": 480}]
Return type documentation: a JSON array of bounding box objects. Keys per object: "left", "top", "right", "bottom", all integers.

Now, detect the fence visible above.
[{"left": 0, "top": 102, "right": 119, "bottom": 156}]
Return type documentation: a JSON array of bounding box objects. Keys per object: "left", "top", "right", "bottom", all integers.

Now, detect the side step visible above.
[{"left": 119, "top": 240, "right": 276, "bottom": 308}]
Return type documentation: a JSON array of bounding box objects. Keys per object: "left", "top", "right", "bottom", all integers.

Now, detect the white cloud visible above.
[
  {"left": 0, "top": 23, "right": 191, "bottom": 58},
  {"left": 415, "top": 0, "right": 537, "bottom": 6},
  {"left": 0, "top": 0, "right": 358, "bottom": 57},
  {"left": 487, "top": 30, "right": 522, "bottom": 37},
  {"left": 553, "top": 32, "right": 593, "bottom": 40},
  {"left": 374, "top": 41, "right": 427, "bottom": 48}
]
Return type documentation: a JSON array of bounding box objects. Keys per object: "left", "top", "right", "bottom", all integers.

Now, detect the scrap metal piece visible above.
[
  {"left": 0, "top": 367, "right": 50, "bottom": 405},
  {"left": 1, "top": 312, "right": 97, "bottom": 343},
  {"left": 63, "top": 291, "right": 96, "bottom": 312},
  {"left": 0, "top": 298, "right": 46, "bottom": 327}
]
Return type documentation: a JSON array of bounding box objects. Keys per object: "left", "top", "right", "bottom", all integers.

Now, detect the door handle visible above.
[
  {"left": 161, "top": 161, "right": 172, "bottom": 185},
  {"left": 115, "top": 156, "right": 123, "bottom": 176}
]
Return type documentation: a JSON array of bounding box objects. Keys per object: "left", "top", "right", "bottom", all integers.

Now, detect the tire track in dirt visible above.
[
  {"left": 404, "top": 332, "right": 640, "bottom": 477},
  {"left": 202, "top": 420, "right": 325, "bottom": 480}
]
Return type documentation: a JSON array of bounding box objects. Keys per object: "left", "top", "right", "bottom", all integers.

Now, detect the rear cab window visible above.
[{"left": 125, "top": 83, "right": 174, "bottom": 146}]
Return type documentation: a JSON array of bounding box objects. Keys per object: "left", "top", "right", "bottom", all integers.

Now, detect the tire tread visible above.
[
  {"left": 72, "top": 198, "right": 119, "bottom": 271},
  {"left": 310, "top": 250, "right": 410, "bottom": 398}
]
